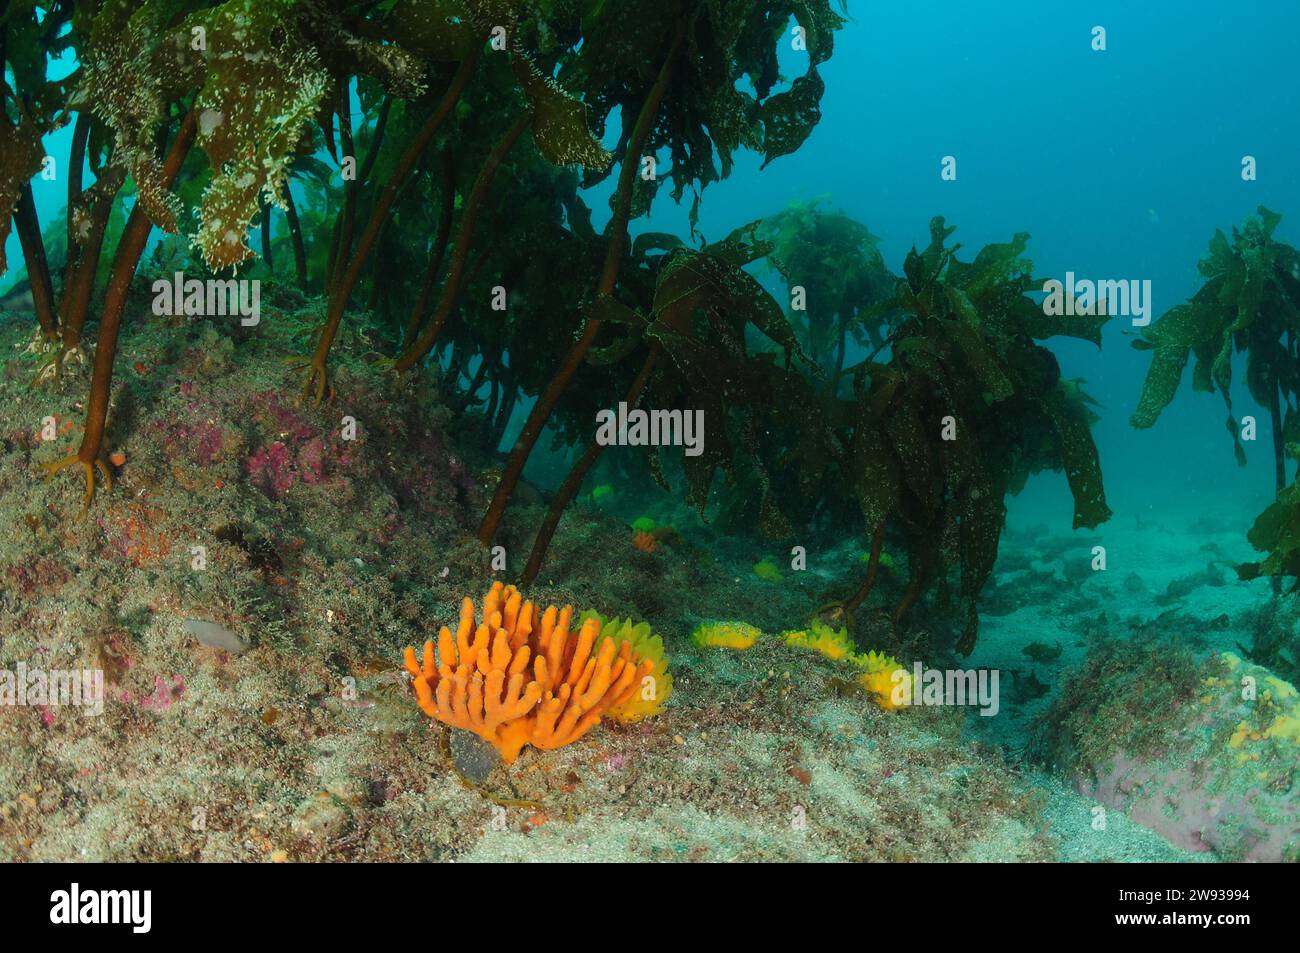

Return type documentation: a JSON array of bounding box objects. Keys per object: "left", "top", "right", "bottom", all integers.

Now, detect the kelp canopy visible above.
[
  {"left": 1, "top": 0, "right": 847, "bottom": 499},
  {"left": 4, "top": 0, "right": 1115, "bottom": 652},
  {"left": 1130, "top": 208, "right": 1300, "bottom": 589},
  {"left": 839, "top": 218, "right": 1112, "bottom": 652},
  {"left": 1130, "top": 208, "right": 1300, "bottom": 590},
  {"left": 1132, "top": 207, "right": 1300, "bottom": 492},
  {"left": 756, "top": 197, "right": 896, "bottom": 387},
  {"left": 540, "top": 215, "right": 1114, "bottom": 653}
]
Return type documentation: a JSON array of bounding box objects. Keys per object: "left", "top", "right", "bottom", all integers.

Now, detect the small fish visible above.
[
  {"left": 183, "top": 618, "right": 250, "bottom": 655},
  {"left": 1021, "top": 641, "right": 1062, "bottom": 663}
]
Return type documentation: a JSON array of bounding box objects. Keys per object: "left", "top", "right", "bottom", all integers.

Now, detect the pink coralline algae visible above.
[
  {"left": 244, "top": 436, "right": 338, "bottom": 497},
  {"left": 246, "top": 441, "right": 296, "bottom": 497},
  {"left": 6, "top": 557, "right": 71, "bottom": 596},
  {"left": 297, "top": 436, "right": 325, "bottom": 485},
  {"left": 248, "top": 390, "right": 315, "bottom": 442},
  {"left": 138, "top": 674, "right": 186, "bottom": 712},
  {"left": 192, "top": 423, "right": 225, "bottom": 466},
  {"left": 150, "top": 414, "right": 226, "bottom": 466},
  {"left": 242, "top": 391, "right": 362, "bottom": 498},
  {"left": 116, "top": 674, "right": 186, "bottom": 711}
]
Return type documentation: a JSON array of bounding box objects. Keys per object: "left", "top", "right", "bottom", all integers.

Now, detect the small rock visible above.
[
  {"left": 292, "top": 795, "right": 349, "bottom": 841},
  {"left": 450, "top": 730, "right": 499, "bottom": 783}
]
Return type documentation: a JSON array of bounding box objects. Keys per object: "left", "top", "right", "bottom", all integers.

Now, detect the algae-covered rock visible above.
[{"left": 1037, "top": 646, "right": 1300, "bottom": 861}]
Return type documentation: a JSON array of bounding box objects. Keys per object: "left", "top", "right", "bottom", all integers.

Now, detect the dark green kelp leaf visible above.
[
  {"left": 188, "top": 0, "right": 332, "bottom": 269},
  {"left": 934, "top": 318, "right": 1014, "bottom": 401},
  {"left": 885, "top": 396, "right": 939, "bottom": 516},
  {"left": 850, "top": 415, "right": 899, "bottom": 529},
  {"left": 955, "top": 462, "right": 1004, "bottom": 655},
  {"left": 513, "top": 57, "right": 612, "bottom": 171},
  {"left": 759, "top": 69, "right": 824, "bottom": 169},
  {"left": 383, "top": 0, "right": 479, "bottom": 61},
  {"left": 0, "top": 117, "right": 45, "bottom": 277},
  {"left": 1135, "top": 302, "right": 1221, "bottom": 349},
  {"left": 1045, "top": 386, "right": 1112, "bottom": 529},
  {"left": 1241, "top": 484, "right": 1300, "bottom": 588},
  {"left": 1027, "top": 305, "right": 1108, "bottom": 347},
  {"left": 1130, "top": 345, "right": 1190, "bottom": 429}
]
